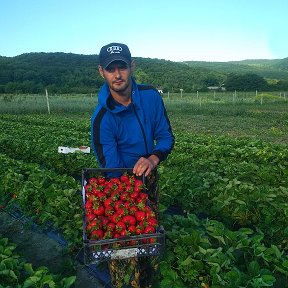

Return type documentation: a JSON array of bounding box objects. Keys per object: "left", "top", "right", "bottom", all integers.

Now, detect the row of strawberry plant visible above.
[
  {"left": 0, "top": 115, "right": 95, "bottom": 178},
  {"left": 0, "top": 153, "right": 83, "bottom": 247},
  {"left": 159, "top": 132, "right": 288, "bottom": 247},
  {"left": 0, "top": 237, "right": 76, "bottom": 288},
  {"left": 159, "top": 214, "right": 288, "bottom": 288}
]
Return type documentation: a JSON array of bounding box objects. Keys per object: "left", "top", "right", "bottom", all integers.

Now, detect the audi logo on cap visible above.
[{"left": 107, "top": 45, "right": 122, "bottom": 54}]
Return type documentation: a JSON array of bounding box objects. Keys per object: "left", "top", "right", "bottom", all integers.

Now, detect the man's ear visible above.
[{"left": 98, "top": 65, "right": 104, "bottom": 78}]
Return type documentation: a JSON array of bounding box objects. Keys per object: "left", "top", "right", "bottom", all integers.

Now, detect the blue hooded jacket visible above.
[{"left": 91, "top": 79, "right": 174, "bottom": 168}]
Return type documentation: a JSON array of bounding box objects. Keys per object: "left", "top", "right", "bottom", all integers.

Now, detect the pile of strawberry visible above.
[{"left": 84, "top": 173, "right": 158, "bottom": 244}]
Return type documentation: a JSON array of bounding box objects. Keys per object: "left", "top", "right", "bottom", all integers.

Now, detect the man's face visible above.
[{"left": 99, "top": 60, "right": 132, "bottom": 94}]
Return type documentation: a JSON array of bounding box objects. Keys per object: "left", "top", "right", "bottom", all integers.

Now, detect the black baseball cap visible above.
[{"left": 99, "top": 42, "right": 132, "bottom": 68}]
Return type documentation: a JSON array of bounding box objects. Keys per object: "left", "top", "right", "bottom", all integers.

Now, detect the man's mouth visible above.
[{"left": 114, "top": 80, "right": 124, "bottom": 85}]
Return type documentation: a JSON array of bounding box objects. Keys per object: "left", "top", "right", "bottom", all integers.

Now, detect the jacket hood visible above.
[{"left": 98, "top": 78, "right": 139, "bottom": 113}]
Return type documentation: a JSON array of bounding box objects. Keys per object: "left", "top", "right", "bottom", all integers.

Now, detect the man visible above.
[
  {"left": 91, "top": 42, "right": 174, "bottom": 288},
  {"left": 91, "top": 42, "right": 174, "bottom": 177}
]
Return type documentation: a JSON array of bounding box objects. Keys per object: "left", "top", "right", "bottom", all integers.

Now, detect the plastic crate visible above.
[
  {"left": 83, "top": 226, "right": 164, "bottom": 264},
  {"left": 81, "top": 168, "right": 165, "bottom": 265}
]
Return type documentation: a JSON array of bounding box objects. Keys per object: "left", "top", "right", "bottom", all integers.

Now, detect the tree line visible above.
[{"left": 0, "top": 52, "right": 287, "bottom": 94}]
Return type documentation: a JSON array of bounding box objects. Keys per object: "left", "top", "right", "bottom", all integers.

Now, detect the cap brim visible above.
[{"left": 102, "top": 56, "right": 130, "bottom": 68}]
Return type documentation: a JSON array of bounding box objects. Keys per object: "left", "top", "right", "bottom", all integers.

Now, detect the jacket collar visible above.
[{"left": 98, "top": 78, "right": 140, "bottom": 113}]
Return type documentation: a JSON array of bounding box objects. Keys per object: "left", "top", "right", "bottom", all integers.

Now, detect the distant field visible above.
[
  {"left": 0, "top": 91, "right": 287, "bottom": 145},
  {"left": 0, "top": 90, "right": 286, "bottom": 112}
]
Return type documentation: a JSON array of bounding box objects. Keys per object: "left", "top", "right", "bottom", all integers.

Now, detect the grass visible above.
[
  {"left": 0, "top": 92, "right": 287, "bottom": 145},
  {"left": 167, "top": 102, "right": 288, "bottom": 145}
]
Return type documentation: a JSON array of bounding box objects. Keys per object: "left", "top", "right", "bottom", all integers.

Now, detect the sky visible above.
[{"left": 0, "top": 0, "right": 287, "bottom": 62}]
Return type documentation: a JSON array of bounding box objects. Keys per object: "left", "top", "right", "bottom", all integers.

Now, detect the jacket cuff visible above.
[{"left": 152, "top": 150, "right": 168, "bottom": 162}]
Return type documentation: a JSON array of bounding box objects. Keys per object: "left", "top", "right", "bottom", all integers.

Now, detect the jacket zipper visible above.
[{"left": 132, "top": 102, "right": 149, "bottom": 156}]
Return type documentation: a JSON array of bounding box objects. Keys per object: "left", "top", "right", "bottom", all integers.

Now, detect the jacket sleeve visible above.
[
  {"left": 91, "top": 107, "right": 124, "bottom": 168},
  {"left": 151, "top": 93, "right": 174, "bottom": 162}
]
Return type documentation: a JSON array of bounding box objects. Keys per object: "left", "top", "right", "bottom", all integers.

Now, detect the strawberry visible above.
[
  {"left": 129, "top": 206, "right": 138, "bottom": 215},
  {"left": 130, "top": 191, "right": 139, "bottom": 200},
  {"left": 110, "top": 212, "right": 122, "bottom": 224},
  {"left": 85, "top": 183, "right": 93, "bottom": 193},
  {"left": 110, "top": 177, "right": 121, "bottom": 184},
  {"left": 86, "top": 212, "right": 96, "bottom": 222},
  {"left": 95, "top": 191, "right": 106, "bottom": 202},
  {"left": 135, "top": 225, "right": 144, "bottom": 235},
  {"left": 144, "top": 225, "right": 155, "bottom": 234},
  {"left": 120, "top": 192, "right": 130, "bottom": 201},
  {"left": 116, "top": 221, "right": 126, "bottom": 232},
  {"left": 105, "top": 206, "right": 114, "bottom": 216},
  {"left": 147, "top": 217, "right": 158, "bottom": 227},
  {"left": 128, "top": 225, "right": 136, "bottom": 234},
  {"left": 133, "top": 186, "right": 142, "bottom": 193},
  {"left": 122, "top": 215, "right": 136, "bottom": 226},
  {"left": 125, "top": 184, "right": 133, "bottom": 193},
  {"left": 86, "top": 219, "right": 102, "bottom": 231},
  {"left": 103, "top": 187, "right": 112, "bottom": 196},
  {"left": 104, "top": 197, "right": 114, "bottom": 208},
  {"left": 100, "top": 216, "right": 109, "bottom": 230},
  {"left": 120, "top": 230, "right": 128, "bottom": 237},
  {"left": 134, "top": 179, "right": 143, "bottom": 188},
  {"left": 138, "top": 192, "right": 148, "bottom": 201},
  {"left": 114, "top": 200, "right": 124, "bottom": 210},
  {"left": 90, "top": 229, "right": 103, "bottom": 240},
  {"left": 115, "top": 207, "right": 126, "bottom": 218},
  {"left": 85, "top": 200, "right": 93, "bottom": 210},
  {"left": 149, "top": 237, "right": 157, "bottom": 244},
  {"left": 106, "top": 222, "right": 116, "bottom": 232},
  {"left": 93, "top": 205, "right": 105, "bottom": 216},
  {"left": 89, "top": 177, "right": 98, "bottom": 186},
  {"left": 120, "top": 174, "right": 130, "bottom": 184},
  {"left": 114, "top": 233, "right": 121, "bottom": 239},
  {"left": 97, "top": 176, "right": 106, "bottom": 185},
  {"left": 110, "top": 190, "right": 120, "bottom": 201},
  {"left": 135, "top": 211, "right": 146, "bottom": 222}
]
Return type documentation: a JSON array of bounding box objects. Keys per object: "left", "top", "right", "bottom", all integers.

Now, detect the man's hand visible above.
[{"left": 133, "top": 155, "right": 159, "bottom": 177}]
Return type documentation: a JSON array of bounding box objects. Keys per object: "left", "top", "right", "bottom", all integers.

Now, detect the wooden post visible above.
[
  {"left": 197, "top": 91, "right": 199, "bottom": 99},
  {"left": 45, "top": 89, "right": 50, "bottom": 115}
]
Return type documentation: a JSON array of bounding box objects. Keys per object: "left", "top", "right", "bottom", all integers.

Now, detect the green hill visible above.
[
  {"left": 183, "top": 58, "right": 288, "bottom": 80},
  {"left": 0, "top": 53, "right": 287, "bottom": 94}
]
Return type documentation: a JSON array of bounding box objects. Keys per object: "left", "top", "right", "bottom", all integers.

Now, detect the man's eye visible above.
[
  {"left": 105, "top": 67, "right": 114, "bottom": 72},
  {"left": 105, "top": 64, "right": 127, "bottom": 72},
  {"left": 119, "top": 65, "right": 127, "bottom": 70}
]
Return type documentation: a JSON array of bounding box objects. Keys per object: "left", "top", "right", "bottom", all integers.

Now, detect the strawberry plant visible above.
[
  {"left": 160, "top": 133, "right": 288, "bottom": 247},
  {"left": 0, "top": 153, "right": 83, "bottom": 246},
  {"left": 160, "top": 214, "right": 288, "bottom": 287}
]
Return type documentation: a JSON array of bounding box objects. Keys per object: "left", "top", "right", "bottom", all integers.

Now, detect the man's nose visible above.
[{"left": 114, "top": 67, "right": 121, "bottom": 77}]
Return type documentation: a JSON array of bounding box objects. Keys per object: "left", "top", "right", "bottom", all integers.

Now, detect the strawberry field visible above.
[{"left": 1, "top": 95, "right": 288, "bottom": 287}]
